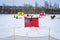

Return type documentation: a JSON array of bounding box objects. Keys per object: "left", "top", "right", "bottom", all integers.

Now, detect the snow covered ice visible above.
[{"left": 0, "top": 14, "right": 60, "bottom": 40}]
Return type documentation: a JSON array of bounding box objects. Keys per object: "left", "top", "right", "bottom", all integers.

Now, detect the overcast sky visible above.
[{"left": 0, "top": 0, "right": 60, "bottom": 7}]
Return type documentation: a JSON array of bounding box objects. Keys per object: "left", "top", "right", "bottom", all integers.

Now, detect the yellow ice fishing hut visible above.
[{"left": 17, "top": 11, "right": 24, "bottom": 16}]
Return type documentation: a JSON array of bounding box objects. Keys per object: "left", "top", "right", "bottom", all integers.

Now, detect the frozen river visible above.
[{"left": 0, "top": 14, "right": 60, "bottom": 40}]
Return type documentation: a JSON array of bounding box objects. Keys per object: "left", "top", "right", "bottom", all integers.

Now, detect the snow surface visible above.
[{"left": 0, "top": 14, "right": 60, "bottom": 40}]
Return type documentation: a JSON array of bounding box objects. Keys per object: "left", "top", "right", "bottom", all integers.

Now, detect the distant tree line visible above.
[{"left": 0, "top": 1, "right": 60, "bottom": 14}]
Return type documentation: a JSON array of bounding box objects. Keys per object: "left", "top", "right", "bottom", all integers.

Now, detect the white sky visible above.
[{"left": 0, "top": 0, "right": 60, "bottom": 7}]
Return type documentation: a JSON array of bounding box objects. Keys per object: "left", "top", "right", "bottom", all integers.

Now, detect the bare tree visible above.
[{"left": 44, "top": 1, "right": 49, "bottom": 9}]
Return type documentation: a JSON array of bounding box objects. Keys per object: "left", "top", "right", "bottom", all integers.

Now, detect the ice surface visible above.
[{"left": 0, "top": 14, "right": 60, "bottom": 40}]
